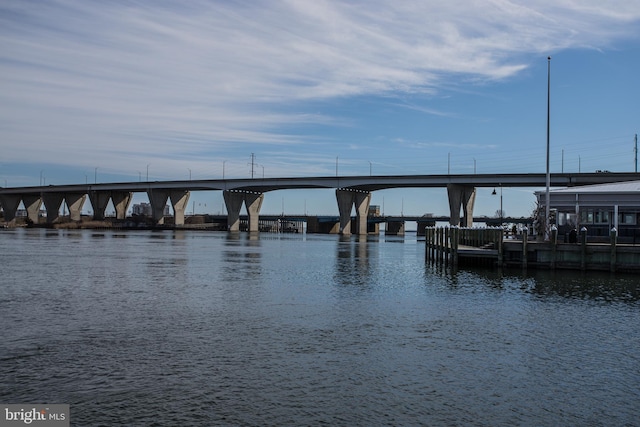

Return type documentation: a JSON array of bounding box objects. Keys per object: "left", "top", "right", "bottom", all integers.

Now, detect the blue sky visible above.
[{"left": 1, "top": 1, "right": 639, "bottom": 218}]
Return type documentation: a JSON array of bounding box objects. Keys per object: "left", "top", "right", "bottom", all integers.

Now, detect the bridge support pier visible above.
[
  {"left": 223, "top": 190, "right": 264, "bottom": 232},
  {"left": 386, "top": 221, "right": 405, "bottom": 236},
  {"left": 65, "top": 193, "right": 86, "bottom": 221},
  {"left": 112, "top": 192, "right": 133, "bottom": 220},
  {"left": 245, "top": 192, "right": 264, "bottom": 232},
  {"left": 147, "top": 190, "right": 169, "bottom": 225},
  {"left": 336, "top": 189, "right": 371, "bottom": 235},
  {"left": 169, "top": 190, "right": 190, "bottom": 226},
  {"left": 22, "top": 195, "right": 43, "bottom": 224},
  {"left": 89, "top": 191, "right": 111, "bottom": 221},
  {"left": 336, "top": 189, "right": 354, "bottom": 235},
  {"left": 223, "top": 191, "right": 244, "bottom": 231},
  {"left": 42, "top": 193, "right": 64, "bottom": 223},
  {"left": 447, "top": 184, "right": 476, "bottom": 227},
  {"left": 0, "top": 194, "right": 22, "bottom": 224},
  {"left": 354, "top": 192, "right": 371, "bottom": 236},
  {"left": 416, "top": 219, "right": 436, "bottom": 236}
]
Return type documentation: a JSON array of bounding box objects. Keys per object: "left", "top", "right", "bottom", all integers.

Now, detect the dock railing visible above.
[
  {"left": 427, "top": 225, "right": 640, "bottom": 272},
  {"left": 425, "top": 226, "right": 504, "bottom": 267}
]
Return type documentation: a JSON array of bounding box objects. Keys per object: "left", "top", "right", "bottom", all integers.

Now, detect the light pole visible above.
[
  {"left": 94, "top": 167, "right": 98, "bottom": 184},
  {"left": 188, "top": 168, "right": 191, "bottom": 180},
  {"left": 492, "top": 184, "right": 503, "bottom": 225},
  {"left": 40, "top": 170, "right": 43, "bottom": 186},
  {"left": 545, "top": 56, "right": 551, "bottom": 239},
  {"left": 369, "top": 161, "right": 372, "bottom": 176},
  {"left": 146, "top": 164, "right": 150, "bottom": 181},
  {"left": 222, "top": 161, "right": 226, "bottom": 179}
]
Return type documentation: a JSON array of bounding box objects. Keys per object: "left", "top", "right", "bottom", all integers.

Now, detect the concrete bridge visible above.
[{"left": 1, "top": 172, "right": 637, "bottom": 234}]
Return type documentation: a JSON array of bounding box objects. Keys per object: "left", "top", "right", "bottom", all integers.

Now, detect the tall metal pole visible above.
[
  {"left": 545, "top": 56, "right": 551, "bottom": 240},
  {"left": 635, "top": 134, "right": 638, "bottom": 173},
  {"left": 252, "top": 153, "right": 256, "bottom": 178}
]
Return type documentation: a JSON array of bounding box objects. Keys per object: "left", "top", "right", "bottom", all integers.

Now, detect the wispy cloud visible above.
[{"left": 1, "top": 0, "right": 639, "bottom": 179}]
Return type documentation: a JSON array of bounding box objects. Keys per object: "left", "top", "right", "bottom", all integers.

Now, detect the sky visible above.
[{"left": 1, "top": 1, "right": 640, "bottom": 219}]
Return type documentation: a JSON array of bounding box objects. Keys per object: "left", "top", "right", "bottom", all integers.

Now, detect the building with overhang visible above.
[{"left": 535, "top": 180, "right": 640, "bottom": 241}]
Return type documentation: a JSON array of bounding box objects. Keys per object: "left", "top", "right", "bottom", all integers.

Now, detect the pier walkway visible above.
[{"left": 426, "top": 226, "right": 640, "bottom": 272}]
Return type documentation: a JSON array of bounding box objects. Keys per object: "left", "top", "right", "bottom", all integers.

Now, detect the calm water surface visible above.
[{"left": 1, "top": 228, "right": 639, "bottom": 426}]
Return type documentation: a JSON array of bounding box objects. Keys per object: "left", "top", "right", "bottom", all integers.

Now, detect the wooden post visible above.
[
  {"left": 430, "top": 227, "right": 435, "bottom": 261},
  {"left": 437, "top": 227, "right": 443, "bottom": 265},
  {"left": 452, "top": 226, "right": 459, "bottom": 267},
  {"left": 441, "top": 227, "right": 446, "bottom": 266},
  {"left": 580, "top": 227, "right": 588, "bottom": 271},
  {"left": 610, "top": 227, "right": 617, "bottom": 272},
  {"left": 445, "top": 227, "right": 450, "bottom": 266},
  {"left": 439, "top": 227, "right": 444, "bottom": 264},
  {"left": 522, "top": 227, "right": 528, "bottom": 269},
  {"left": 425, "top": 228, "right": 429, "bottom": 261},
  {"left": 550, "top": 225, "right": 558, "bottom": 269},
  {"left": 497, "top": 227, "right": 503, "bottom": 267},
  {"left": 432, "top": 227, "right": 436, "bottom": 262}
]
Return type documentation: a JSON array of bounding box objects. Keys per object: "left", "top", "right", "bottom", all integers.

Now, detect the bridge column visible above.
[
  {"left": 223, "top": 190, "right": 244, "bottom": 232},
  {"left": 336, "top": 189, "right": 355, "bottom": 235},
  {"left": 169, "top": 190, "right": 190, "bottom": 226},
  {"left": 245, "top": 192, "right": 264, "bottom": 232},
  {"left": 42, "top": 193, "right": 64, "bottom": 223},
  {"left": 416, "top": 219, "right": 435, "bottom": 236},
  {"left": 354, "top": 191, "right": 371, "bottom": 235},
  {"left": 0, "top": 194, "right": 22, "bottom": 224},
  {"left": 89, "top": 191, "right": 111, "bottom": 220},
  {"left": 147, "top": 190, "right": 169, "bottom": 225},
  {"left": 22, "top": 195, "right": 43, "bottom": 224},
  {"left": 65, "top": 193, "right": 86, "bottom": 221},
  {"left": 447, "top": 184, "right": 476, "bottom": 227},
  {"left": 112, "top": 191, "right": 133, "bottom": 220},
  {"left": 386, "top": 221, "right": 405, "bottom": 236},
  {"left": 461, "top": 187, "right": 476, "bottom": 227}
]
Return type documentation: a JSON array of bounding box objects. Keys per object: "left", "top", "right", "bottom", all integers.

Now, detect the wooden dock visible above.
[{"left": 425, "top": 226, "right": 640, "bottom": 272}]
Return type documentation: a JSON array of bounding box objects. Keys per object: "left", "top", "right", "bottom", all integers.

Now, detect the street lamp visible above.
[
  {"left": 492, "top": 184, "right": 503, "bottom": 225},
  {"left": 94, "top": 167, "right": 98, "bottom": 184},
  {"left": 146, "top": 164, "right": 150, "bottom": 181}
]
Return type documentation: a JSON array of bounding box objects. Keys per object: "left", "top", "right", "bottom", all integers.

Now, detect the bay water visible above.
[{"left": 1, "top": 228, "right": 639, "bottom": 426}]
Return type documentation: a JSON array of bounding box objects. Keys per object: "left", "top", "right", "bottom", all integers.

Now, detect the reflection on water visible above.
[
  {"left": 334, "top": 235, "right": 373, "bottom": 287},
  {"left": 1, "top": 228, "right": 639, "bottom": 426},
  {"left": 221, "top": 232, "right": 263, "bottom": 283},
  {"left": 441, "top": 265, "right": 640, "bottom": 303}
]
